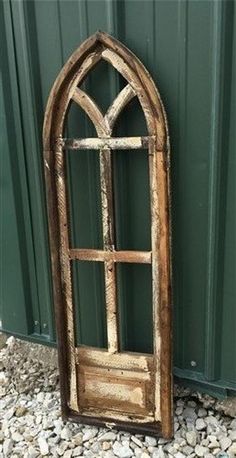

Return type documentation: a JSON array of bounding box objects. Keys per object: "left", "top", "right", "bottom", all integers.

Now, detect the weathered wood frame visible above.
[{"left": 43, "top": 31, "right": 172, "bottom": 438}]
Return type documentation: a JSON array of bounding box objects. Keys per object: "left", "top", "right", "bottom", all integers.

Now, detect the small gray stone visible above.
[
  {"left": 131, "top": 436, "right": 143, "bottom": 448},
  {"left": 83, "top": 428, "right": 98, "bottom": 442},
  {"left": 182, "top": 445, "right": 194, "bottom": 455},
  {"left": 133, "top": 447, "right": 142, "bottom": 457},
  {"left": 145, "top": 436, "right": 157, "bottom": 447},
  {"left": 4, "top": 407, "right": 15, "bottom": 420},
  {"left": 57, "top": 442, "right": 69, "bottom": 456},
  {"left": 46, "top": 399, "right": 55, "bottom": 409},
  {"left": 3, "top": 439, "right": 13, "bottom": 457},
  {"left": 183, "top": 407, "right": 197, "bottom": 422},
  {"left": 38, "top": 437, "right": 49, "bottom": 456},
  {"left": 174, "top": 437, "right": 186, "bottom": 447},
  {"left": 103, "top": 441, "right": 112, "bottom": 451},
  {"left": 228, "top": 442, "right": 236, "bottom": 454},
  {"left": 152, "top": 449, "right": 166, "bottom": 458},
  {"left": 147, "top": 446, "right": 159, "bottom": 454},
  {"left": 208, "top": 438, "right": 219, "bottom": 449},
  {"left": 12, "top": 431, "right": 23, "bottom": 442},
  {"left": 72, "top": 446, "right": 83, "bottom": 456},
  {"left": 176, "top": 399, "right": 185, "bottom": 407},
  {"left": 61, "top": 426, "right": 72, "bottom": 440},
  {"left": 73, "top": 432, "right": 83, "bottom": 446},
  {"left": 98, "top": 432, "right": 117, "bottom": 442},
  {"left": 113, "top": 441, "right": 133, "bottom": 458},
  {"left": 104, "top": 452, "right": 117, "bottom": 458},
  {"left": 195, "top": 444, "right": 209, "bottom": 457},
  {"left": 64, "top": 451, "right": 72, "bottom": 458},
  {"left": 15, "top": 406, "right": 28, "bottom": 417},
  {"left": 205, "top": 416, "right": 219, "bottom": 427},
  {"left": 37, "top": 392, "right": 45, "bottom": 402},
  {"left": 219, "top": 437, "right": 232, "bottom": 451},
  {"left": 202, "top": 438, "right": 210, "bottom": 447},
  {"left": 196, "top": 418, "right": 206, "bottom": 431},
  {"left": 174, "top": 421, "right": 180, "bottom": 432},
  {"left": 198, "top": 408, "right": 207, "bottom": 418},
  {"left": 186, "top": 431, "right": 197, "bottom": 447},
  {"left": 121, "top": 440, "right": 130, "bottom": 448},
  {"left": 164, "top": 444, "right": 177, "bottom": 454},
  {"left": 158, "top": 438, "right": 169, "bottom": 445},
  {"left": 35, "top": 414, "right": 42, "bottom": 425},
  {"left": 229, "top": 430, "right": 236, "bottom": 441},
  {"left": 27, "top": 446, "right": 39, "bottom": 458},
  {"left": 90, "top": 442, "right": 101, "bottom": 453},
  {"left": 230, "top": 419, "right": 236, "bottom": 430},
  {"left": 188, "top": 400, "right": 197, "bottom": 408},
  {"left": 175, "top": 406, "right": 183, "bottom": 416}
]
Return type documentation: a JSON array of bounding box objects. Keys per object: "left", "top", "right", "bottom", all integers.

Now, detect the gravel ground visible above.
[{"left": 0, "top": 336, "right": 236, "bottom": 458}]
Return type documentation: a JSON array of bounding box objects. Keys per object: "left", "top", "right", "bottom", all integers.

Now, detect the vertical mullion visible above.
[
  {"left": 100, "top": 147, "right": 119, "bottom": 353},
  {"left": 55, "top": 140, "right": 78, "bottom": 411}
]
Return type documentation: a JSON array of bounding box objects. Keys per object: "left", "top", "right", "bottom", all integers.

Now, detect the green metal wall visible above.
[{"left": 1, "top": 0, "right": 235, "bottom": 396}]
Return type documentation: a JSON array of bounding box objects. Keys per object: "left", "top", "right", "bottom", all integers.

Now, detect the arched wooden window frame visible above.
[{"left": 43, "top": 31, "right": 172, "bottom": 438}]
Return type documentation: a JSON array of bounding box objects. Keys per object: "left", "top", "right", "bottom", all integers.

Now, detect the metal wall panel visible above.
[{"left": 1, "top": 0, "right": 235, "bottom": 395}]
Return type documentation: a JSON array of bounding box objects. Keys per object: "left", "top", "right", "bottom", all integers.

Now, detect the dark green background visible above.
[{"left": 1, "top": 0, "right": 235, "bottom": 396}]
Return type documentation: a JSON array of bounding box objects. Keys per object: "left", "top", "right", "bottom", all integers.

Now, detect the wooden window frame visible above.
[{"left": 43, "top": 31, "right": 172, "bottom": 438}]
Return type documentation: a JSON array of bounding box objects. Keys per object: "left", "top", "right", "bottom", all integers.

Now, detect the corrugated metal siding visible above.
[{"left": 1, "top": 0, "right": 235, "bottom": 394}]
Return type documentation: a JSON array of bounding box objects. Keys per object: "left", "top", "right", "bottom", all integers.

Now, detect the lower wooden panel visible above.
[
  {"left": 76, "top": 346, "right": 156, "bottom": 425},
  {"left": 78, "top": 366, "right": 153, "bottom": 416}
]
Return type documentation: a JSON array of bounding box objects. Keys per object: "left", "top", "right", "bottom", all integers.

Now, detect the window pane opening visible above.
[
  {"left": 66, "top": 148, "right": 103, "bottom": 249},
  {"left": 72, "top": 261, "right": 108, "bottom": 348},
  {"left": 113, "top": 148, "right": 151, "bottom": 251},
  {"left": 117, "top": 263, "right": 153, "bottom": 354}
]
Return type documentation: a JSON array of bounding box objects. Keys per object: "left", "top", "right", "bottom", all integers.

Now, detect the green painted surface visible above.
[{"left": 1, "top": 0, "right": 236, "bottom": 394}]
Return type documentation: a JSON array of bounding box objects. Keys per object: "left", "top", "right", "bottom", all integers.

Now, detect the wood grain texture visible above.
[
  {"left": 54, "top": 140, "right": 78, "bottom": 412},
  {"left": 99, "top": 147, "right": 118, "bottom": 354},
  {"left": 62, "top": 136, "right": 151, "bottom": 150},
  {"left": 105, "top": 83, "right": 135, "bottom": 130},
  {"left": 69, "top": 249, "right": 151, "bottom": 264},
  {"left": 77, "top": 348, "right": 154, "bottom": 422},
  {"left": 43, "top": 31, "right": 172, "bottom": 438},
  {"left": 76, "top": 346, "right": 154, "bottom": 372}
]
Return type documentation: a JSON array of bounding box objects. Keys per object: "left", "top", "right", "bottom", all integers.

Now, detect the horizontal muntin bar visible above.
[
  {"left": 62, "top": 136, "right": 153, "bottom": 150},
  {"left": 69, "top": 248, "right": 152, "bottom": 264}
]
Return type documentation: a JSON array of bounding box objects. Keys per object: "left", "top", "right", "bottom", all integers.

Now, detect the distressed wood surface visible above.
[
  {"left": 78, "top": 368, "right": 153, "bottom": 417},
  {"left": 77, "top": 347, "right": 154, "bottom": 421},
  {"left": 148, "top": 137, "right": 161, "bottom": 422},
  {"left": 72, "top": 88, "right": 107, "bottom": 136},
  {"left": 69, "top": 248, "right": 151, "bottom": 264},
  {"left": 105, "top": 83, "right": 135, "bottom": 130},
  {"left": 99, "top": 147, "right": 118, "bottom": 354},
  {"left": 68, "top": 410, "right": 161, "bottom": 436},
  {"left": 79, "top": 407, "right": 155, "bottom": 425},
  {"left": 43, "top": 31, "right": 172, "bottom": 438},
  {"left": 54, "top": 140, "right": 78, "bottom": 412},
  {"left": 63, "top": 136, "right": 151, "bottom": 150},
  {"left": 76, "top": 346, "right": 154, "bottom": 372}
]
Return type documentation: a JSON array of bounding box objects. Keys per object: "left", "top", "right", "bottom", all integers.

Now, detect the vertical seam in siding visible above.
[
  {"left": 176, "top": 0, "right": 188, "bottom": 369},
  {"left": 204, "top": 0, "right": 224, "bottom": 381}
]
